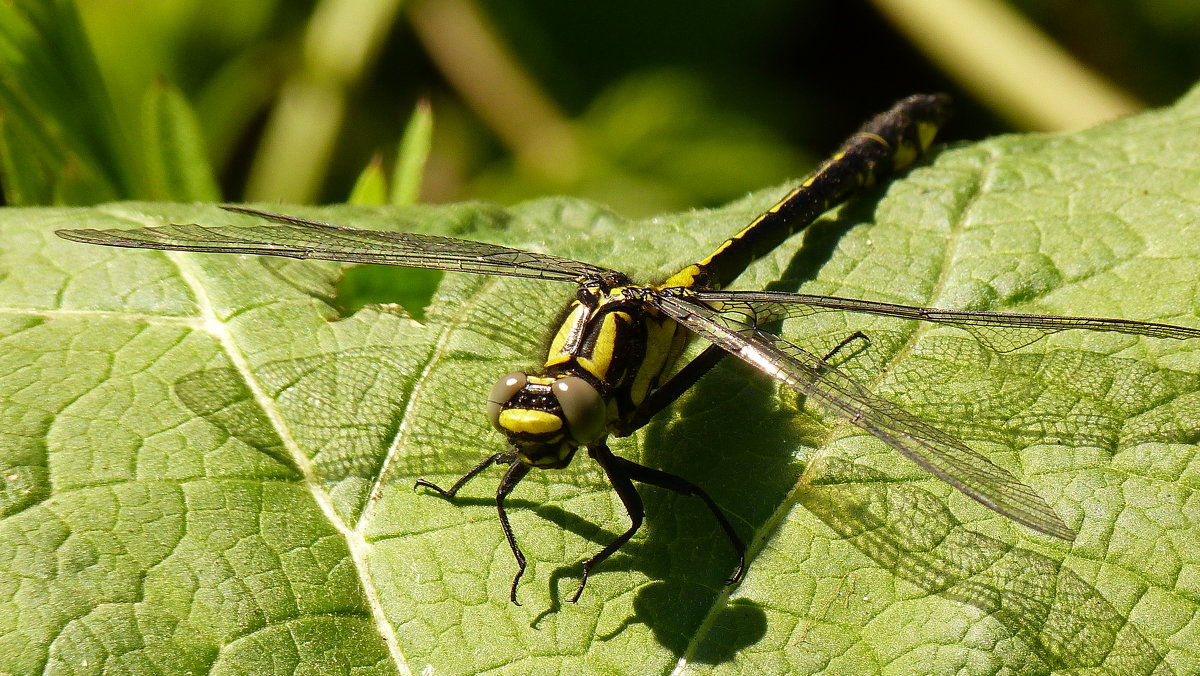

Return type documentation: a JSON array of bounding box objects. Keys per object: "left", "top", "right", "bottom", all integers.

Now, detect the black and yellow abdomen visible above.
[{"left": 662, "top": 93, "right": 951, "bottom": 292}]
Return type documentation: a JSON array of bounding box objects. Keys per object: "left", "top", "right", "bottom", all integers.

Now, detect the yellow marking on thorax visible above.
[
  {"left": 630, "top": 316, "right": 677, "bottom": 405},
  {"left": 499, "top": 409, "right": 562, "bottom": 435},
  {"left": 576, "top": 310, "right": 628, "bottom": 380},
  {"left": 545, "top": 302, "right": 589, "bottom": 368}
]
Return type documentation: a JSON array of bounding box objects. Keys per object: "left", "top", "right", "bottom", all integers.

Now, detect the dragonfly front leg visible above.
[
  {"left": 414, "top": 448, "right": 519, "bottom": 497},
  {"left": 497, "top": 461, "right": 533, "bottom": 605},
  {"left": 415, "top": 449, "right": 534, "bottom": 605}
]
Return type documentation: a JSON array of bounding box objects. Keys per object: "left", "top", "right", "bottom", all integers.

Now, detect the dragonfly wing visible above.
[
  {"left": 690, "top": 290, "right": 1200, "bottom": 351},
  {"left": 56, "top": 206, "right": 624, "bottom": 283},
  {"left": 652, "top": 292, "right": 1076, "bottom": 541}
]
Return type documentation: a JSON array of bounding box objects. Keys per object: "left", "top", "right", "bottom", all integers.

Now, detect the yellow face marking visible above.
[
  {"left": 499, "top": 409, "right": 562, "bottom": 435},
  {"left": 526, "top": 444, "right": 571, "bottom": 467}
]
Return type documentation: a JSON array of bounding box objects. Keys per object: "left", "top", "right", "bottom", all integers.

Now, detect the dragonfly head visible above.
[{"left": 487, "top": 372, "right": 607, "bottom": 468}]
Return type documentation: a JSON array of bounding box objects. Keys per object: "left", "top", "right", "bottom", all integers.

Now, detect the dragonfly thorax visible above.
[{"left": 486, "top": 372, "right": 607, "bottom": 468}]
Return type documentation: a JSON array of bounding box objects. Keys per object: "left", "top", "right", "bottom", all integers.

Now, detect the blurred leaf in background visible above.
[
  {"left": 1008, "top": 0, "right": 1200, "bottom": 103},
  {"left": 3, "top": 0, "right": 1200, "bottom": 212}
]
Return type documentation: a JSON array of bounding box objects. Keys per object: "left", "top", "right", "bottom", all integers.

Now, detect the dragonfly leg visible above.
[
  {"left": 420, "top": 451, "right": 537, "bottom": 605},
  {"left": 821, "top": 330, "right": 870, "bottom": 365},
  {"left": 416, "top": 450, "right": 532, "bottom": 604},
  {"left": 576, "top": 444, "right": 747, "bottom": 602},
  {"left": 414, "top": 448, "right": 519, "bottom": 497},
  {"left": 573, "top": 442, "right": 646, "bottom": 602},
  {"left": 612, "top": 454, "right": 746, "bottom": 585},
  {"left": 496, "top": 461, "right": 533, "bottom": 605},
  {"left": 618, "top": 344, "right": 728, "bottom": 435}
]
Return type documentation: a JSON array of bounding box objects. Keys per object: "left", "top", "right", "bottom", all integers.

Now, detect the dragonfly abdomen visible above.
[{"left": 662, "top": 93, "right": 952, "bottom": 292}]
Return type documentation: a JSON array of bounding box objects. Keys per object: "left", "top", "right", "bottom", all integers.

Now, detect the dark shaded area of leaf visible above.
[
  {"left": 335, "top": 265, "right": 443, "bottom": 321},
  {"left": 591, "top": 584, "right": 767, "bottom": 661},
  {"left": 172, "top": 367, "right": 299, "bottom": 476}
]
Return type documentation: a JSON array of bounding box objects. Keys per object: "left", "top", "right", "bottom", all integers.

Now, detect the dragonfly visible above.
[{"left": 55, "top": 94, "right": 1200, "bottom": 605}]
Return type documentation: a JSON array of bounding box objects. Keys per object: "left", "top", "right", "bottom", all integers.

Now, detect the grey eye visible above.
[
  {"left": 487, "top": 372, "right": 527, "bottom": 429},
  {"left": 553, "top": 376, "right": 606, "bottom": 444}
]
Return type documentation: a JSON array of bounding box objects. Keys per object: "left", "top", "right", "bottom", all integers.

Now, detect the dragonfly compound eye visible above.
[
  {"left": 553, "top": 376, "right": 606, "bottom": 444},
  {"left": 487, "top": 372, "right": 528, "bottom": 430}
]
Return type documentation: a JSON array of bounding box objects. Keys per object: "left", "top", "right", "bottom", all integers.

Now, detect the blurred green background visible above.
[{"left": 1, "top": 0, "right": 1197, "bottom": 215}]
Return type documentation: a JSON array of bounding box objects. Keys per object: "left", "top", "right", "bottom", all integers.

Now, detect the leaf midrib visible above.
[
  {"left": 143, "top": 234, "right": 411, "bottom": 671},
  {"left": 354, "top": 272, "right": 508, "bottom": 533}
]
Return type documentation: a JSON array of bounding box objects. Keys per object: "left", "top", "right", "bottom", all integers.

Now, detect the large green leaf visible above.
[{"left": 4, "top": 88, "right": 1200, "bottom": 674}]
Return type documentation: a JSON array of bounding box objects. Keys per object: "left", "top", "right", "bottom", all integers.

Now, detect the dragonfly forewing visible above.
[
  {"left": 652, "top": 292, "right": 1077, "bottom": 541},
  {"left": 56, "top": 206, "right": 625, "bottom": 284},
  {"left": 690, "top": 290, "right": 1200, "bottom": 352}
]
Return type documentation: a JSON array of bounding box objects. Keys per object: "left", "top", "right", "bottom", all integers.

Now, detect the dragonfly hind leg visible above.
[{"left": 574, "top": 443, "right": 746, "bottom": 602}]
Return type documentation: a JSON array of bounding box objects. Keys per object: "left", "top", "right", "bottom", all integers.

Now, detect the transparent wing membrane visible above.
[
  {"left": 57, "top": 205, "right": 1200, "bottom": 544},
  {"left": 57, "top": 206, "right": 1200, "bottom": 542},
  {"left": 651, "top": 291, "right": 1077, "bottom": 540},
  {"left": 56, "top": 206, "right": 624, "bottom": 284},
  {"left": 690, "top": 290, "right": 1200, "bottom": 352}
]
